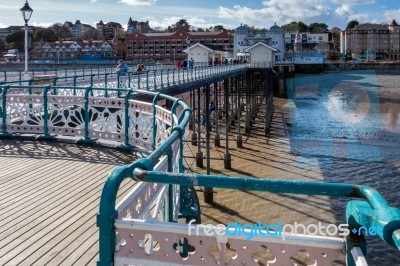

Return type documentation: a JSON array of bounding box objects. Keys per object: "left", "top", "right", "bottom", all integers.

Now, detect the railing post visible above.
[
  {"left": 151, "top": 93, "right": 162, "bottom": 148},
  {"left": 146, "top": 70, "right": 149, "bottom": 90},
  {"left": 1, "top": 86, "right": 9, "bottom": 135},
  {"left": 83, "top": 86, "right": 93, "bottom": 142},
  {"left": 153, "top": 70, "right": 157, "bottom": 90},
  {"left": 172, "top": 68, "right": 175, "bottom": 85},
  {"left": 137, "top": 72, "right": 141, "bottom": 89},
  {"left": 104, "top": 73, "right": 109, "bottom": 97},
  {"left": 167, "top": 147, "right": 174, "bottom": 222},
  {"left": 90, "top": 74, "right": 95, "bottom": 87},
  {"left": 123, "top": 88, "right": 134, "bottom": 147},
  {"left": 167, "top": 69, "right": 170, "bottom": 86},
  {"left": 160, "top": 69, "right": 164, "bottom": 89},
  {"left": 43, "top": 85, "right": 51, "bottom": 138}
]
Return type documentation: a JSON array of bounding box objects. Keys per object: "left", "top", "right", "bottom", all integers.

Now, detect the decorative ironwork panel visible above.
[
  {"left": 155, "top": 105, "right": 172, "bottom": 147},
  {"left": 6, "top": 94, "right": 44, "bottom": 134},
  {"left": 45, "top": 94, "right": 85, "bottom": 136},
  {"left": 114, "top": 222, "right": 345, "bottom": 266},
  {"left": 127, "top": 100, "right": 154, "bottom": 150}
]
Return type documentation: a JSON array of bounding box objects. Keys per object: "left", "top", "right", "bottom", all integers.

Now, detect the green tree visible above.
[
  {"left": 213, "top": 25, "right": 226, "bottom": 32},
  {"left": 298, "top": 21, "right": 309, "bottom": 32},
  {"left": 281, "top": 21, "right": 309, "bottom": 32},
  {"left": 0, "top": 39, "right": 6, "bottom": 52},
  {"left": 346, "top": 20, "right": 359, "bottom": 29},
  {"left": 308, "top": 22, "right": 329, "bottom": 33},
  {"left": 175, "top": 19, "right": 190, "bottom": 32},
  {"left": 53, "top": 24, "right": 73, "bottom": 40},
  {"left": 34, "top": 27, "right": 58, "bottom": 42},
  {"left": 5, "top": 30, "right": 25, "bottom": 51},
  {"left": 83, "top": 28, "right": 99, "bottom": 40}
]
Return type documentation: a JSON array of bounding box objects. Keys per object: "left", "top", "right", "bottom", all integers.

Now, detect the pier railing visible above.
[{"left": 1, "top": 64, "right": 249, "bottom": 91}]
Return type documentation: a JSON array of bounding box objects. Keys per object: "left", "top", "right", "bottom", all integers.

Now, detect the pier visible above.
[{"left": 0, "top": 63, "right": 399, "bottom": 265}]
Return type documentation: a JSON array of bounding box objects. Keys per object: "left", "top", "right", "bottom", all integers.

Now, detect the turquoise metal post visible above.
[
  {"left": 160, "top": 69, "right": 164, "bottom": 88},
  {"left": 153, "top": 70, "right": 157, "bottom": 90},
  {"left": 83, "top": 86, "right": 93, "bottom": 142},
  {"left": 90, "top": 74, "right": 94, "bottom": 87},
  {"left": 123, "top": 88, "right": 134, "bottom": 147},
  {"left": 177, "top": 68, "right": 181, "bottom": 84},
  {"left": 1, "top": 86, "right": 9, "bottom": 135},
  {"left": 97, "top": 159, "right": 153, "bottom": 266},
  {"left": 104, "top": 73, "right": 109, "bottom": 97},
  {"left": 151, "top": 93, "right": 162, "bottom": 148},
  {"left": 167, "top": 147, "right": 174, "bottom": 222},
  {"left": 172, "top": 68, "right": 176, "bottom": 85},
  {"left": 146, "top": 70, "right": 149, "bottom": 90},
  {"left": 137, "top": 72, "right": 141, "bottom": 89},
  {"left": 175, "top": 101, "right": 191, "bottom": 174},
  {"left": 43, "top": 85, "right": 51, "bottom": 138},
  {"left": 128, "top": 71, "right": 131, "bottom": 87},
  {"left": 167, "top": 69, "right": 170, "bottom": 86},
  {"left": 117, "top": 73, "right": 121, "bottom": 88}
]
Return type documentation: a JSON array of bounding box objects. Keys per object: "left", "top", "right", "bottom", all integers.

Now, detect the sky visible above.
[{"left": 1, "top": 0, "right": 400, "bottom": 31}]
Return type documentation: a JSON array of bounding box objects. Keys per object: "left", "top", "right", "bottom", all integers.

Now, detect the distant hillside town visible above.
[{"left": 1, "top": 17, "right": 400, "bottom": 64}]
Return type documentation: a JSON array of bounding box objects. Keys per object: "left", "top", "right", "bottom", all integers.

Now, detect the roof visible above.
[
  {"left": 390, "top": 19, "right": 399, "bottom": 26},
  {"left": 183, "top": 43, "right": 225, "bottom": 53},
  {"left": 350, "top": 23, "right": 388, "bottom": 30},
  {"left": 244, "top": 42, "right": 278, "bottom": 52},
  {"left": 269, "top": 23, "right": 281, "bottom": 33},
  {"left": 235, "top": 24, "right": 248, "bottom": 35}
]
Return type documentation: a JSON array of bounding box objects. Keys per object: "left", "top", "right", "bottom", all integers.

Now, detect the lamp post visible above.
[{"left": 20, "top": 0, "right": 33, "bottom": 77}]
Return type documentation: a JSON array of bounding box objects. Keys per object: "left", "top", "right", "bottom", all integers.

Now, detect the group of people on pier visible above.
[
  {"left": 175, "top": 58, "right": 194, "bottom": 69},
  {"left": 114, "top": 60, "right": 145, "bottom": 75}
]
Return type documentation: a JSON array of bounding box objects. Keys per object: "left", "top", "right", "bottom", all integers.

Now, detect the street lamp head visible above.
[{"left": 20, "top": 0, "right": 33, "bottom": 23}]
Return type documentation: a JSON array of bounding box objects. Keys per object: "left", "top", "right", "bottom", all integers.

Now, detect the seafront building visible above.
[
  {"left": 340, "top": 19, "right": 400, "bottom": 60},
  {"left": 233, "top": 23, "right": 285, "bottom": 61},
  {"left": 124, "top": 30, "right": 234, "bottom": 63}
]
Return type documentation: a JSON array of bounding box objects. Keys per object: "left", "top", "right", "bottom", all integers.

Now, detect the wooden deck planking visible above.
[
  {"left": 0, "top": 139, "right": 138, "bottom": 266},
  {"left": 0, "top": 162, "right": 112, "bottom": 259},
  {"left": 0, "top": 159, "right": 88, "bottom": 209},
  {"left": 0, "top": 161, "right": 103, "bottom": 225}
]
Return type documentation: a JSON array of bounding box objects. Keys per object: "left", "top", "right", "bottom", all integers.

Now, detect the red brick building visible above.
[{"left": 125, "top": 30, "right": 234, "bottom": 63}]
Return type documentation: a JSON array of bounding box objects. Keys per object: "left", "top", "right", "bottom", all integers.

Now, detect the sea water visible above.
[{"left": 286, "top": 69, "right": 400, "bottom": 265}]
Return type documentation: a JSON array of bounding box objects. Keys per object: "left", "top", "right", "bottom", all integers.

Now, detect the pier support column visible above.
[
  {"left": 196, "top": 87, "right": 203, "bottom": 167},
  {"left": 204, "top": 84, "right": 213, "bottom": 203},
  {"left": 189, "top": 90, "right": 194, "bottom": 131},
  {"left": 236, "top": 76, "right": 243, "bottom": 148},
  {"left": 214, "top": 82, "right": 221, "bottom": 147},
  {"left": 224, "top": 79, "right": 231, "bottom": 169}
]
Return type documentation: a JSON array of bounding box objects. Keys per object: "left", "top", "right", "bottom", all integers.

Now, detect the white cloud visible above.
[
  {"left": 146, "top": 15, "right": 217, "bottom": 30},
  {"left": 219, "top": 0, "right": 331, "bottom": 27},
  {"left": 331, "top": 0, "right": 375, "bottom": 5},
  {"left": 384, "top": 9, "right": 400, "bottom": 22},
  {"left": 90, "top": 0, "right": 97, "bottom": 3},
  {"left": 335, "top": 4, "right": 353, "bottom": 16},
  {"left": 118, "top": 0, "right": 156, "bottom": 6},
  {"left": 32, "top": 22, "right": 53, "bottom": 28}
]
